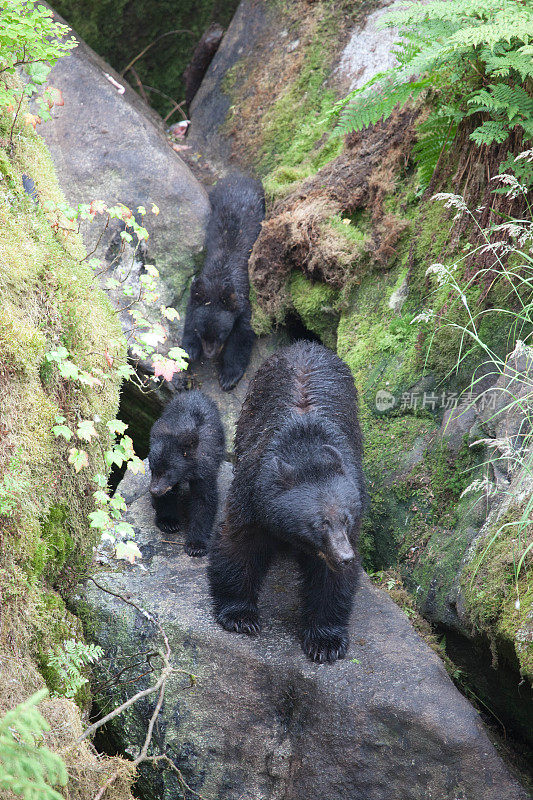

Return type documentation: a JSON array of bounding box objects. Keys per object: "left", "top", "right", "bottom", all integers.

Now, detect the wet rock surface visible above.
[{"left": 75, "top": 465, "right": 527, "bottom": 800}]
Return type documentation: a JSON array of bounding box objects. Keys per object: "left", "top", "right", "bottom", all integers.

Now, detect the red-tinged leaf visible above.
[
  {"left": 24, "top": 113, "right": 41, "bottom": 128},
  {"left": 171, "top": 143, "right": 191, "bottom": 153},
  {"left": 46, "top": 86, "right": 64, "bottom": 108},
  {"left": 152, "top": 355, "right": 182, "bottom": 382},
  {"left": 89, "top": 199, "right": 107, "bottom": 215},
  {"left": 105, "top": 350, "right": 114, "bottom": 368}
]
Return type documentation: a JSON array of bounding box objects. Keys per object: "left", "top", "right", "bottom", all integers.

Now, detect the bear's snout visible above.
[
  {"left": 324, "top": 528, "right": 355, "bottom": 566},
  {"left": 149, "top": 480, "right": 173, "bottom": 497}
]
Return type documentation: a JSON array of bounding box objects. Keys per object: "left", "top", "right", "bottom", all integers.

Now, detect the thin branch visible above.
[
  {"left": 129, "top": 66, "right": 150, "bottom": 106},
  {"left": 121, "top": 30, "right": 193, "bottom": 77}
]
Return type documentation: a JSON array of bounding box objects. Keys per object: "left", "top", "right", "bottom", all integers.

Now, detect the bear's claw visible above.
[
  {"left": 156, "top": 519, "right": 181, "bottom": 534},
  {"left": 217, "top": 609, "right": 261, "bottom": 636},
  {"left": 185, "top": 541, "right": 208, "bottom": 558},
  {"left": 302, "top": 630, "right": 348, "bottom": 664},
  {"left": 218, "top": 368, "right": 244, "bottom": 392}
]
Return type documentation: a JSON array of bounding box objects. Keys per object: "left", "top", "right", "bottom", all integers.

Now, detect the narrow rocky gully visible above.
[{"left": 17, "top": 1, "right": 532, "bottom": 798}]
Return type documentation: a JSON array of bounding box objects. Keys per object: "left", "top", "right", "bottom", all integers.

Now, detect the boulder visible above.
[
  {"left": 73, "top": 465, "right": 528, "bottom": 800},
  {"left": 187, "top": 0, "right": 273, "bottom": 172},
  {"left": 38, "top": 9, "right": 210, "bottom": 344}
]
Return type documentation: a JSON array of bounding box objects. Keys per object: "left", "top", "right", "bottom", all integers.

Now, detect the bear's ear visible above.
[
  {"left": 190, "top": 276, "right": 208, "bottom": 305},
  {"left": 180, "top": 428, "right": 199, "bottom": 452},
  {"left": 220, "top": 283, "right": 238, "bottom": 312},
  {"left": 322, "top": 444, "right": 344, "bottom": 472},
  {"left": 272, "top": 456, "right": 296, "bottom": 488}
]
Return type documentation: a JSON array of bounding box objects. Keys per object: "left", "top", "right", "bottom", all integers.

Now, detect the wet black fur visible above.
[
  {"left": 208, "top": 341, "right": 366, "bottom": 662},
  {"left": 184, "top": 23, "right": 224, "bottom": 107},
  {"left": 181, "top": 173, "right": 265, "bottom": 391},
  {"left": 148, "top": 390, "right": 225, "bottom": 557}
]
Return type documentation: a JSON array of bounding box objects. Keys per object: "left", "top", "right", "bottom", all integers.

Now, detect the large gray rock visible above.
[
  {"left": 187, "top": 0, "right": 273, "bottom": 173},
  {"left": 74, "top": 466, "right": 527, "bottom": 800},
  {"left": 39, "top": 10, "right": 210, "bottom": 343}
]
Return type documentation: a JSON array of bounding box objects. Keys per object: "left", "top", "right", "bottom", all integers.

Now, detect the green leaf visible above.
[{"left": 52, "top": 424, "right": 72, "bottom": 441}]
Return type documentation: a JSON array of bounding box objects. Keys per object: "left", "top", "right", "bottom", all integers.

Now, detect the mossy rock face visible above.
[
  {"left": 288, "top": 272, "right": 338, "bottom": 348},
  {"left": 0, "top": 94, "right": 133, "bottom": 795}
]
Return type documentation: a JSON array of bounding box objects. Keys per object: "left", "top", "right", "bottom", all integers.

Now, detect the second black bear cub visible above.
[
  {"left": 148, "top": 390, "right": 225, "bottom": 557},
  {"left": 208, "top": 341, "right": 366, "bottom": 663},
  {"left": 182, "top": 173, "right": 265, "bottom": 392}
]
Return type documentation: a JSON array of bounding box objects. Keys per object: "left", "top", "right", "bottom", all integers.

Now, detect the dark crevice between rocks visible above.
[{"left": 441, "top": 626, "right": 533, "bottom": 791}]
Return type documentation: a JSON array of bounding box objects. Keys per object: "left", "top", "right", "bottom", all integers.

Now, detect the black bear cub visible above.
[
  {"left": 148, "top": 390, "right": 225, "bottom": 557},
  {"left": 208, "top": 341, "right": 366, "bottom": 663},
  {"left": 182, "top": 173, "right": 265, "bottom": 392}
]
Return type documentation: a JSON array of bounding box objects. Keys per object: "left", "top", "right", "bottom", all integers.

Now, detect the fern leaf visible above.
[{"left": 470, "top": 120, "right": 509, "bottom": 145}]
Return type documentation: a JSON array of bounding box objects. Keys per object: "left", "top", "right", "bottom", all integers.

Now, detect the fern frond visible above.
[
  {"left": 470, "top": 120, "right": 509, "bottom": 145},
  {"left": 413, "top": 113, "right": 458, "bottom": 188},
  {"left": 336, "top": 76, "right": 429, "bottom": 135}
]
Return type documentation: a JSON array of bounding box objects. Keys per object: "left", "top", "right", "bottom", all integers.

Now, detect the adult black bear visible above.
[
  {"left": 208, "top": 341, "right": 366, "bottom": 663},
  {"left": 148, "top": 390, "right": 225, "bottom": 557},
  {"left": 181, "top": 173, "right": 265, "bottom": 392}
]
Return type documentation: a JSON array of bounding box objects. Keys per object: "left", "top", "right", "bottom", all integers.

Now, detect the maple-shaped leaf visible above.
[
  {"left": 46, "top": 86, "right": 64, "bottom": 108},
  {"left": 115, "top": 540, "right": 142, "bottom": 564},
  {"left": 140, "top": 323, "right": 166, "bottom": 349},
  {"left": 89, "top": 199, "right": 107, "bottom": 215},
  {"left": 106, "top": 419, "right": 128, "bottom": 435},
  {"left": 127, "top": 456, "right": 146, "bottom": 475},
  {"left": 68, "top": 448, "right": 89, "bottom": 473},
  {"left": 89, "top": 509, "right": 110, "bottom": 529},
  {"left": 24, "top": 113, "right": 41, "bottom": 128},
  {"left": 161, "top": 306, "right": 179, "bottom": 321},
  {"left": 153, "top": 355, "right": 182, "bottom": 382},
  {"left": 52, "top": 424, "right": 73, "bottom": 441},
  {"left": 77, "top": 419, "right": 98, "bottom": 442}
]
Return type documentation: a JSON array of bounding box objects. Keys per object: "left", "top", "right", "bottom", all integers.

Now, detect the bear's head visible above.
[
  {"left": 148, "top": 425, "right": 200, "bottom": 497},
  {"left": 260, "top": 445, "right": 362, "bottom": 568},
  {"left": 189, "top": 276, "right": 239, "bottom": 359}
]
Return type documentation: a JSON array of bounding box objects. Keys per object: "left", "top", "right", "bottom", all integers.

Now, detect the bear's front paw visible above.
[
  {"left": 156, "top": 518, "right": 181, "bottom": 534},
  {"left": 182, "top": 339, "right": 202, "bottom": 363},
  {"left": 302, "top": 627, "right": 349, "bottom": 664},
  {"left": 216, "top": 606, "right": 261, "bottom": 636},
  {"left": 218, "top": 365, "right": 244, "bottom": 392},
  {"left": 185, "top": 540, "right": 208, "bottom": 558}
]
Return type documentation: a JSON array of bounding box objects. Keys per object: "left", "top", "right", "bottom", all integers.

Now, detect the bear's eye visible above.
[{"left": 182, "top": 451, "right": 187, "bottom": 457}]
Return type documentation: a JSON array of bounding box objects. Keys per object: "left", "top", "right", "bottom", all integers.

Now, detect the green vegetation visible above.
[
  {"left": 331, "top": 0, "right": 533, "bottom": 187},
  {"left": 0, "top": 689, "right": 67, "bottom": 800},
  {"left": 289, "top": 272, "right": 339, "bottom": 347},
  {"left": 0, "top": 1, "right": 76, "bottom": 144}
]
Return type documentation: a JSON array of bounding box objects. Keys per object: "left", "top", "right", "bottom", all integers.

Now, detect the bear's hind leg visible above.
[
  {"left": 208, "top": 525, "right": 272, "bottom": 635},
  {"left": 297, "top": 553, "right": 359, "bottom": 664},
  {"left": 185, "top": 475, "right": 218, "bottom": 557},
  {"left": 218, "top": 316, "right": 255, "bottom": 392}
]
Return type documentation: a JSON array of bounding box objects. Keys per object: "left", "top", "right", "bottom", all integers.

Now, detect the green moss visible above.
[
  {"left": 0, "top": 105, "right": 126, "bottom": 718},
  {"left": 254, "top": 3, "right": 351, "bottom": 193},
  {"left": 250, "top": 285, "right": 274, "bottom": 336},
  {"left": 461, "top": 503, "right": 533, "bottom": 682},
  {"left": 289, "top": 271, "right": 338, "bottom": 347}
]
